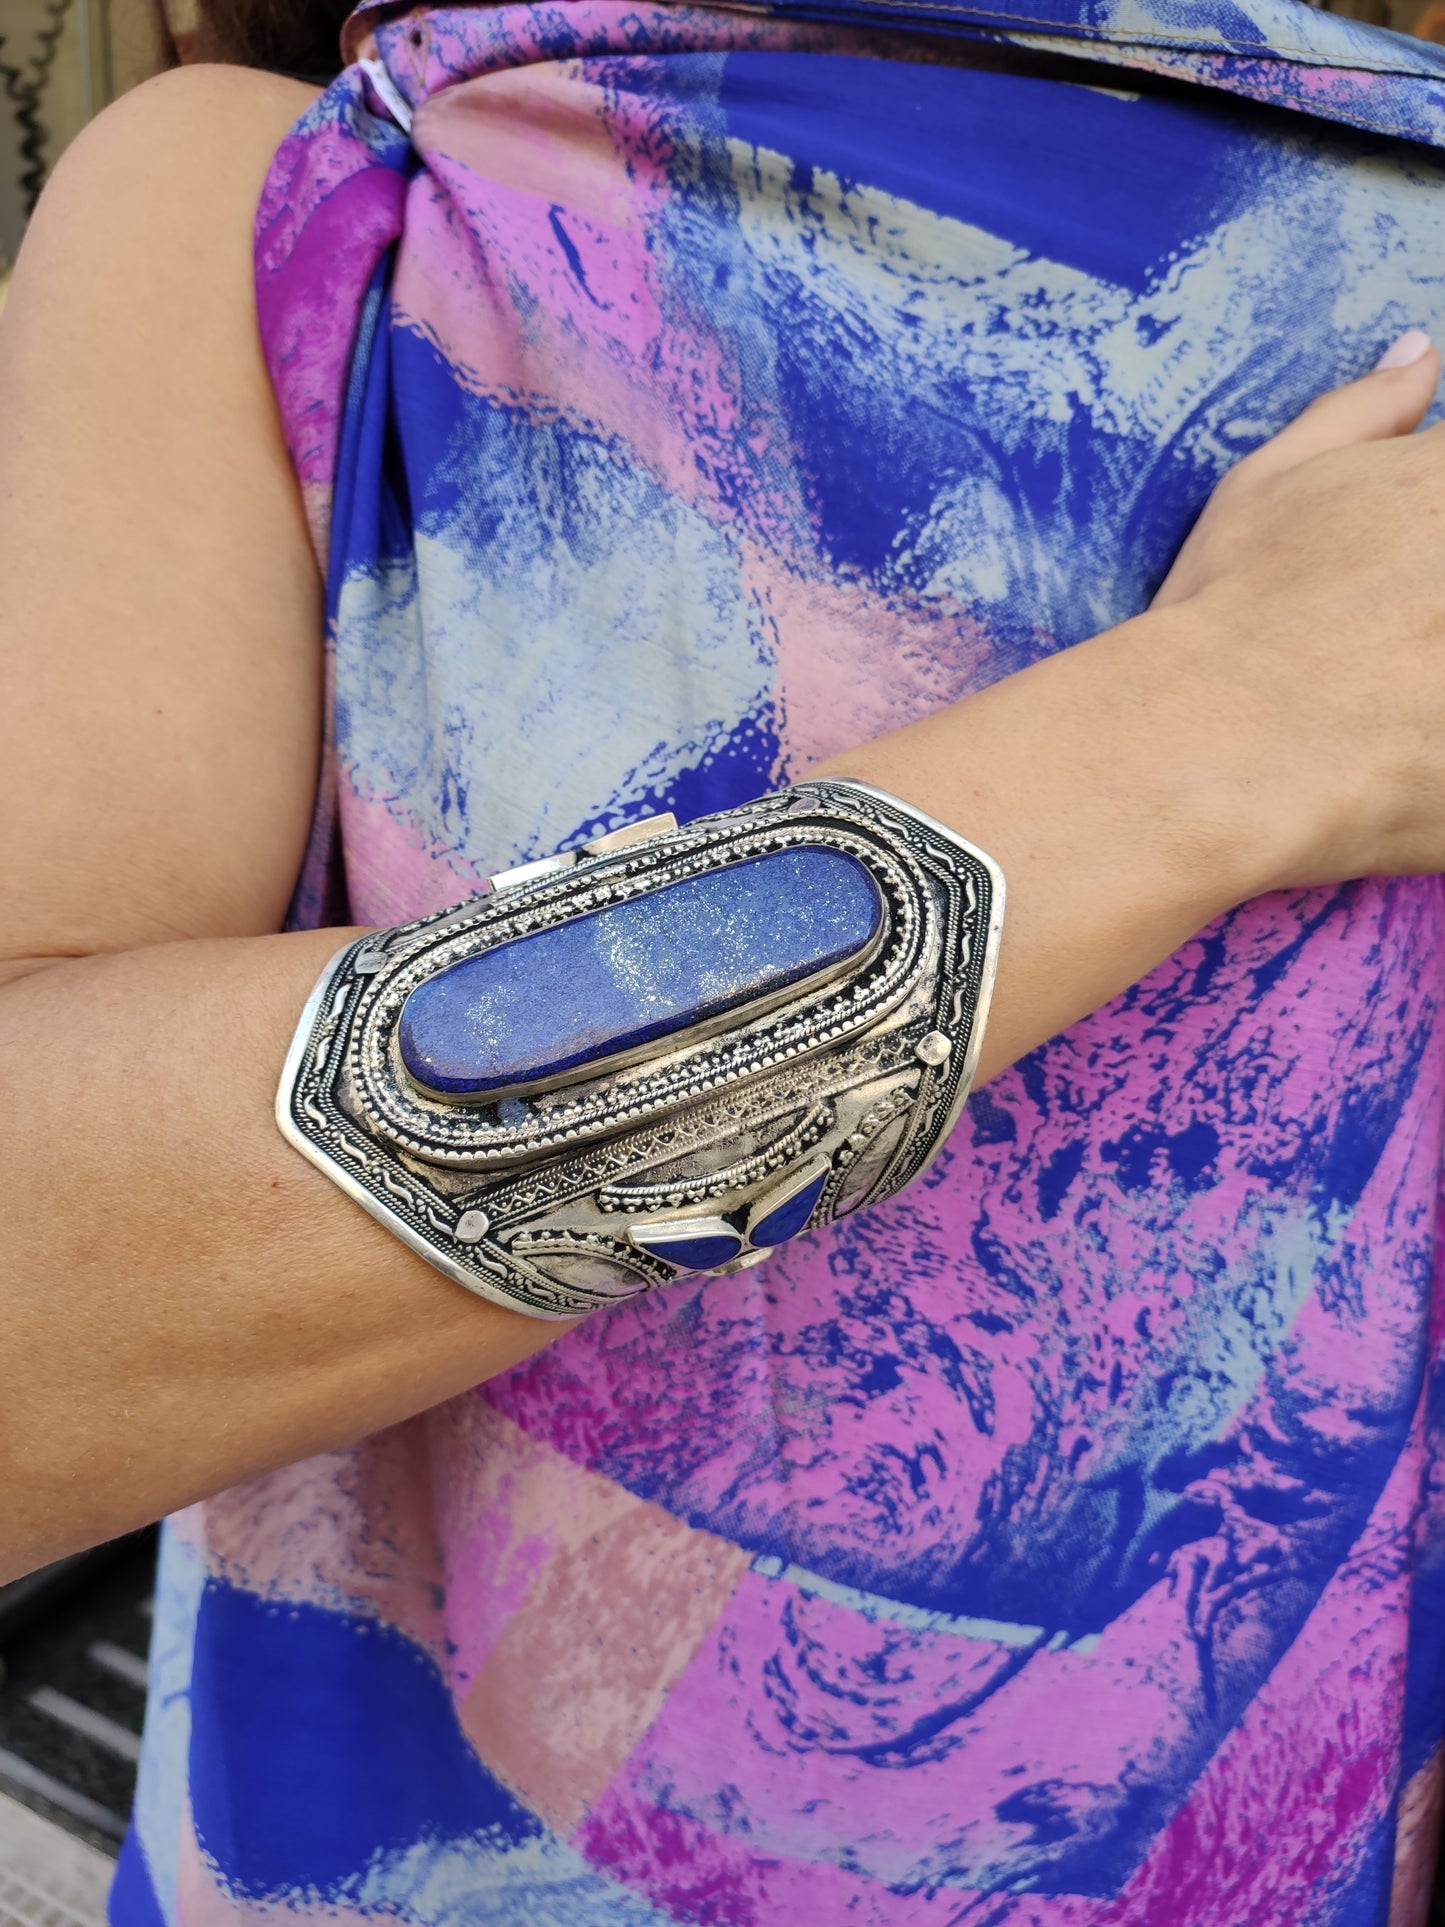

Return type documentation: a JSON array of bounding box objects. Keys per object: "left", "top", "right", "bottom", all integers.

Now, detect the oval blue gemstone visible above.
[
  {"left": 749, "top": 1170, "right": 829, "bottom": 1248},
  {"left": 398, "top": 846, "right": 883, "bottom": 1098}
]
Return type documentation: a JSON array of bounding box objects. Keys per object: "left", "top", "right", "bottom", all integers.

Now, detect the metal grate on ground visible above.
[
  {"left": 0, "top": 1533, "right": 155, "bottom": 1862},
  {"left": 0, "top": 1793, "right": 113, "bottom": 1927}
]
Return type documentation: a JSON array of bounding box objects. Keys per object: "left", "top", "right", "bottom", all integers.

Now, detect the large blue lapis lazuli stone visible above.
[{"left": 398, "top": 845, "right": 883, "bottom": 1098}]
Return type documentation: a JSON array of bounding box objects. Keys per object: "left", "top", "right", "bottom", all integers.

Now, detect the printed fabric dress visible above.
[{"left": 110, "top": 2, "right": 1445, "bottom": 1923}]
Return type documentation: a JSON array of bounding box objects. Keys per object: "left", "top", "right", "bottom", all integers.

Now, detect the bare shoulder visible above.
[
  {"left": 45, "top": 62, "right": 318, "bottom": 204},
  {"left": 3, "top": 65, "right": 320, "bottom": 434},
  {"left": 0, "top": 65, "right": 330, "bottom": 969},
  {"left": 17, "top": 65, "right": 318, "bottom": 314}
]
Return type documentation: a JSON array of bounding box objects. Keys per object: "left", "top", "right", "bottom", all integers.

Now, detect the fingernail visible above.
[{"left": 1374, "top": 328, "right": 1434, "bottom": 371}]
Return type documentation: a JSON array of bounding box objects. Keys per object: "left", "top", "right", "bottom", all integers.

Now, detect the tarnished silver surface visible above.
[{"left": 275, "top": 779, "right": 1004, "bottom": 1319}]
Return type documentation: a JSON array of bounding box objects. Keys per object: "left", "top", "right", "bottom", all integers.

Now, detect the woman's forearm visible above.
[
  {"left": 821, "top": 603, "right": 1272, "bottom": 1087},
  {"left": 0, "top": 928, "right": 563, "bottom": 1579},
  {"left": 0, "top": 604, "right": 1260, "bottom": 1580}
]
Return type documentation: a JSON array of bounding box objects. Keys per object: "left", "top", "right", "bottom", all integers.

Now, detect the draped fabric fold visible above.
[{"left": 117, "top": 3, "right": 1445, "bottom": 1922}]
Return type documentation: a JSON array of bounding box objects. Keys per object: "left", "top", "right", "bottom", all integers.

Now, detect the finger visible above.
[{"left": 1229, "top": 330, "right": 1440, "bottom": 490}]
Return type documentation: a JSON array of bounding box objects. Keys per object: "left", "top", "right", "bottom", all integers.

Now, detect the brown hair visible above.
[{"left": 162, "top": 0, "right": 357, "bottom": 78}]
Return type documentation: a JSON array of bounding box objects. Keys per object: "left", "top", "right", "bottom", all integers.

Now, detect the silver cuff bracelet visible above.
[{"left": 275, "top": 778, "right": 1004, "bottom": 1320}]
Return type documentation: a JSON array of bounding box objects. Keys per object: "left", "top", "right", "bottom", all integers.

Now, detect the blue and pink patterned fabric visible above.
[{"left": 111, "top": 2, "right": 1445, "bottom": 1921}]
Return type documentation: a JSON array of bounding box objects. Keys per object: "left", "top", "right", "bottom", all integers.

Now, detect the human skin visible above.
[{"left": 1, "top": 64, "right": 1443, "bottom": 1582}]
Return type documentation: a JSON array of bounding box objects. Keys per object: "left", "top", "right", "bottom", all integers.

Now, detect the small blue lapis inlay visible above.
[
  {"left": 634, "top": 1231, "right": 744, "bottom": 1272},
  {"left": 398, "top": 846, "right": 883, "bottom": 1097},
  {"left": 749, "top": 1171, "right": 829, "bottom": 1248}
]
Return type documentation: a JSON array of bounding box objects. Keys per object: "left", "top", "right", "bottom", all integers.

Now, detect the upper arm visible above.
[{"left": 0, "top": 65, "right": 326, "bottom": 972}]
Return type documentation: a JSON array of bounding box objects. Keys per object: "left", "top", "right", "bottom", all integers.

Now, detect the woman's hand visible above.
[{"left": 1151, "top": 328, "right": 1445, "bottom": 890}]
